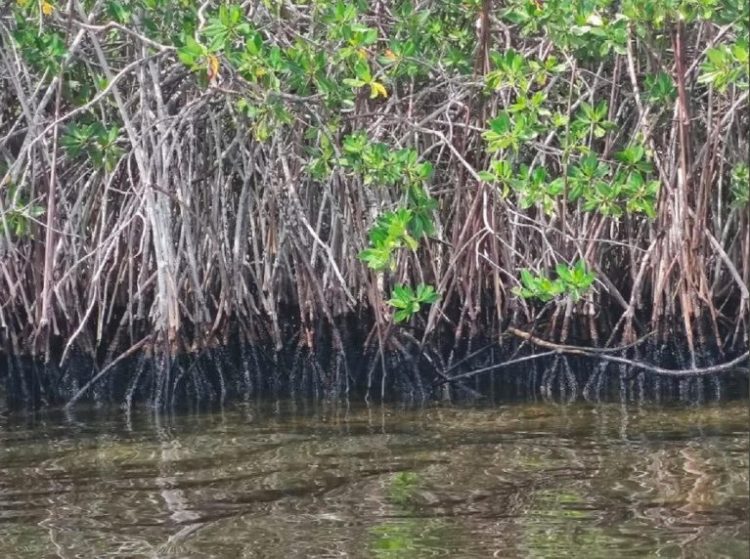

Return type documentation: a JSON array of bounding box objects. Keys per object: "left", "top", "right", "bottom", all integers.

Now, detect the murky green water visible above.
[{"left": 0, "top": 400, "right": 747, "bottom": 558}]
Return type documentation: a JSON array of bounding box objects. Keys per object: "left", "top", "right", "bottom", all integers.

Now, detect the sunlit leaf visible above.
[{"left": 369, "top": 81, "right": 388, "bottom": 99}]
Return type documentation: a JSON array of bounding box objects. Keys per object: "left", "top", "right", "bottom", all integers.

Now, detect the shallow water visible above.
[{"left": 0, "top": 399, "right": 747, "bottom": 558}]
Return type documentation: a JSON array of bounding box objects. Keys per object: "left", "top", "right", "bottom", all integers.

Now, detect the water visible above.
[{"left": 0, "top": 400, "right": 747, "bottom": 558}]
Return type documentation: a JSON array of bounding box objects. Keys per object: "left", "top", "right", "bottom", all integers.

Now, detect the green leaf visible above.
[
  {"left": 556, "top": 263, "right": 573, "bottom": 282},
  {"left": 354, "top": 60, "right": 372, "bottom": 82},
  {"left": 488, "top": 113, "right": 511, "bottom": 134},
  {"left": 393, "top": 309, "right": 411, "bottom": 323},
  {"left": 520, "top": 269, "right": 534, "bottom": 288},
  {"left": 393, "top": 283, "right": 412, "bottom": 300},
  {"left": 416, "top": 283, "right": 438, "bottom": 303},
  {"left": 359, "top": 247, "right": 391, "bottom": 270},
  {"left": 478, "top": 170, "right": 496, "bottom": 182},
  {"left": 342, "top": 78, "right": 365, "bottom": 88}
]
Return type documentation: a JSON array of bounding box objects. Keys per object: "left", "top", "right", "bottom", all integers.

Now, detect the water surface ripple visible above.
[{"left": 0, "top": 400, "right": 747, "bottom": 558}]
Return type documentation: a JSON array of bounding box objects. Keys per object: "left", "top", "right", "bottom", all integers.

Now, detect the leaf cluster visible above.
[
  {"left": 388, "top": 283, "right": 439, "bottom": 323},
  {"left": 514, "top": 260, "right": 596, "bottom": 303}
]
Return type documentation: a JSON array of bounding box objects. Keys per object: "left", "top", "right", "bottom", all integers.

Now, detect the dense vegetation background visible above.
[{"left": 1, "top": 0, "right": 748, "bottom": 380}]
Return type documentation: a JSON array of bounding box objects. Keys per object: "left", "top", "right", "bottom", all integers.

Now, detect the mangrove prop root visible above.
[{"left": 0, "top": 1, "right": 747, "bottom": 397}]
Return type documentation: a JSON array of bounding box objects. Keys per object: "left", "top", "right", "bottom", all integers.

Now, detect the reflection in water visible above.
[{"left": 0, "top": 400, "right": 747, "bottom": 558}]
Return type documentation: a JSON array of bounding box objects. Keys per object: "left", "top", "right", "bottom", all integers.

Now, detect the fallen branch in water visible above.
[
  {"left": 506, "top": 327, "right": 748, "bottom": 377},
  {"left": 507, "top": 327, "right": 655, "bottom": 354},
  {"left": 434, "top": 350, "right": 559, "bottom": 385},
  {"left": 437, "top": 329, "right": 749, "bottom": 385},
  {"left": 65, "top": 336, "right": 151, "bottom": 409}
]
